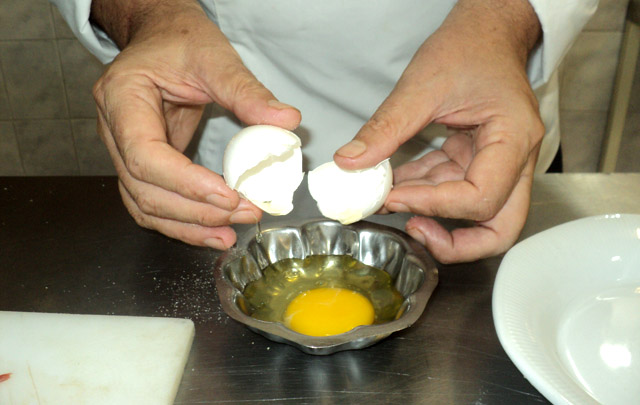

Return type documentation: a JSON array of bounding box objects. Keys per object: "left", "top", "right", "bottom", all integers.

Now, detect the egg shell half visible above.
[
  {"left": 223, "top": 125, "right": 304, "bottom": 216},
  {"left": 308, "top": 159, "right": 393, "bottom": 225}
]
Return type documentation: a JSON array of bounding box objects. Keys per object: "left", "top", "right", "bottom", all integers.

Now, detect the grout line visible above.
[
  {"left": 49, "top": 5, "right": 71, "bottom": 121},
  {"left": 50, "top": 6, "right": 81, "bottom": 174},
  {"left": 0, "top": 40, "right": 25, "bottom": 175},
  {"left": 55, "top": 44, "right": 81, "bottom": 175},
  {"left": 0, "top": 44, "right": 16, "bottom": 120},
  {"left": 10, "top": 121, "right": 26, "bottom": 176},
  {"left": 50, "top": 3, "right": 61, "bottom": 38}
]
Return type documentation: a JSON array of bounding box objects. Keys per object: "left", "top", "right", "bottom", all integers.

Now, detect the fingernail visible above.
[
  {"left": 336, "top": 140, "right": 367, "bottom": 158},
  {"left": 204, "top": 237, "right": 226, "bottom": 250},
  {"left": 406, "top": 227, "right": 426, "bottom": 246},
  {"left": 230, "top": 210, "right": 259, "bottom": 224},
  {"left": 386, "top": 202, "right": 409, "bottom": 212},
  {"left": 268, "top": 99, "right": 295, "bottom": 110},
  {"left": 206, "top": 194, "right": 233, "bottom": 210}
]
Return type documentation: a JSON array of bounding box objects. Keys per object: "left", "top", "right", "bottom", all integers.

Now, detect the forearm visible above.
[
  {"left": 90, "top": 0, "right": 203, "bottom": 49},
  {"left": 443, "top": 0, "right": 542, "bottom": 66}
]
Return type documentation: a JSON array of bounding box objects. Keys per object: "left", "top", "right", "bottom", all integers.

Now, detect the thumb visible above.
[
  {"left": 333, "top": 78, "right": 439, "bottom": 170},
  {"left": 224, "top": 71, "right": 302, "bottom": 131},
  {"left": 199, "top": 31, "right": 301, "bottom": 130}
]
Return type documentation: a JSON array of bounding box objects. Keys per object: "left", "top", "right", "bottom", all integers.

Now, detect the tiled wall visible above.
[
  {"left": 616, "top": 6, "right": 640, "bottom": 172},
  {"left": 559, "top": 0, "right": 639, "bottom": 172},
  {"left": 0, "top": 0, "right": 638, "bottom": 175},
  {"left": 0, "top": 0, "right": 113, "bottom": 176}
]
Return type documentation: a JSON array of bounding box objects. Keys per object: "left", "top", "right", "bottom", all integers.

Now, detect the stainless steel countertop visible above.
[{"left": 2, "top": 173, "right": 639, "bottom": 404}]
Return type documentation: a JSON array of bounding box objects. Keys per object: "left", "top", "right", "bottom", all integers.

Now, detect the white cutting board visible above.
[{"left": 0, "top": 311, "right": 194, "bottom": 405}]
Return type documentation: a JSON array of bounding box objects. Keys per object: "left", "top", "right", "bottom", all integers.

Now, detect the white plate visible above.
[{"left": 493, "top": 214, "right": 640, "bottom": 405}]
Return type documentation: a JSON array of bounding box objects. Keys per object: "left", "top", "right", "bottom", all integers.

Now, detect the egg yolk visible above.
[{"left": 284, "top": 287, "right": 375, "bottom": 336}]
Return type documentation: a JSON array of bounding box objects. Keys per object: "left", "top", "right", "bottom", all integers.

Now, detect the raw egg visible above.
[
  {"left": 241, "top": 255, "right": 405, "bottom": 336},
  {"left": 284, "top": 287, "right": 375, "bottom": 336}
]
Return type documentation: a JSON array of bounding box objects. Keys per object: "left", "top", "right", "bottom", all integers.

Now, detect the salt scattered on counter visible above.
[{"left": 152, "top": 259, "right": 229, "bottom": 324}]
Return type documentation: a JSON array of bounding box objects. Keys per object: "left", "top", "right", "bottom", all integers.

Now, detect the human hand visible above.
[
  {"left": 334, "top": 0, "right": 543, "bottom": 263},
  {"left": 91, "top": 0, "right": 301, "bottom": 249}
]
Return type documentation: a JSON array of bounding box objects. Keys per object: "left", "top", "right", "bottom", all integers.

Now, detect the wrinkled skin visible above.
[
  {"left": 92, "top": 0, "right": 543, "bottom": 263},
  {"left": 334, "top": 1, "right": 543, "bottom": 263},
  {"left": 92, "top": 2, "right": 301, "bottom": 250}
]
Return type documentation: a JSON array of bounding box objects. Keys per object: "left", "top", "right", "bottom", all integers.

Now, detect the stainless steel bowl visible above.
[{"left": 214, "top": 219, "right": 438, "bottom": 355}]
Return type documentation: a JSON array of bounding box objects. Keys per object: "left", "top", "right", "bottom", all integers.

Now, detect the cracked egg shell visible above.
[
  {"left": 308, "top": 159, "right": 392, "bottom": 225},
  {"left": 223, "top": 125, "right": 304, "bottom": 216}
]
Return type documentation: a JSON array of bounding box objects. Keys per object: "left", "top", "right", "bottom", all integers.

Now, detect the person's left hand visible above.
[{"left": 333, "top": 0, "right": 543, "bottom": 263}]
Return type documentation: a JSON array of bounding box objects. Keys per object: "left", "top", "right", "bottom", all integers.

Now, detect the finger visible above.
[
  {"left": 392, "top": 132, "right": 473, "bottom": 184},
  {"left": 405, "top": 196, "right": 527, "bottom": 264},
  {"left": 334, "top": 63, "right": 442, "bottom": 170},
  {"left": 386, "top": 126, "right": 529, "bottom": 221},
  {"left": 118, "top": 180, "right": 238, "bottom": 250},
  {"left": 99, "top": 109, "right": 262, "bottom": 226},
  {"left": 393, "top": 160, "right": 466, "bottom": 189},
  {"left": 405, "top": 200, "right": 526, "bottom": 264},
  {"left": 382, "top": 153, "right": 461, "bottom": 214},
  {"left": 118, "top": 173, "right": 263, "bottom": 227},
  {"left": 164, "top": 103, "right": 205, "bottom": 152},
  {"left": 404, "top": 157, "right": 535, "bottom": 263},
  {"left": 119, "top": 20, "right": 302, "bottom": 133},
  {"left": 97, "top": 81, "right": 240, "bottom": 211},
  {"left": 405, "top": 217, "right": 507, "bottom": 264},
  {"left": 441, "top": 132, "right": 475, "bottom": 170},
  {"left": 193, "top": 27, "right": 302, "bottom": 130},
  {"left": 393, "top": 150, "right": 450, "bottom": 184}
]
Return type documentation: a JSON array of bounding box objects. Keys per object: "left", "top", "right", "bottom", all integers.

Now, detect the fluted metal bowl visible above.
[{"left": 214, "top": 219, "right": 438, "bottom": 355}]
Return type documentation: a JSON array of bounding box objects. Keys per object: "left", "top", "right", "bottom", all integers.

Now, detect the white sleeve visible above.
[
  {"left": 49, "top": 0, "right": 119, "bottom": 64},
  {"left": 526, "top": 0, "right": 598, "bottom": 89},
  {"left": 51, "top": 0, "right": 599, "bottom": 82}
]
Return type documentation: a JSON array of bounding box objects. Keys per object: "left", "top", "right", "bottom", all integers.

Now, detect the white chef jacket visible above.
[{"left": 51, "top": 0, "right": 597, "bottom": 173}]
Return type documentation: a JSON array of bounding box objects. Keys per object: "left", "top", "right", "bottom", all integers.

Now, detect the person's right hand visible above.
[{"left": 91, "top": 0, "right": 301, "bottom": 250}]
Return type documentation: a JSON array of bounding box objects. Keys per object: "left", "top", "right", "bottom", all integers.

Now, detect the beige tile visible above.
[
  {"left": 0, "top": 67, "right": 11, "bottom": 120},
  {"left": 628, "top": 52, "right": 640, "bottom": 113},
  {"left": 560, "top": 32, "right": 623, "bottom": 111},
  {"left": 0, "top": 0, "right": 55, "bottom": 40},
  {"left": 14, "top": 119, "right": 79, "bottom": 175},
  {"left": 50, "top": 4, "right": 76, "bottom": 39},
  {"left": 559, "top": 109, "right": 608, "bottom": 172},
  {"left": 58, "top": 39, "right": 104, "bottom": 118},
  {"left": 71, "top": 119, "right": 116, "bottom": 175},
  {"left": 616, "top": 112, "right": 640, "bottom": 172},
  {"left": 0, "top": 121, "right": 24, "bottom": 175},
  {"left": 0, "top": 40, "right": 68, "bottom": 119},
  {"left": 584, "top": 0, "right": 630, "bottom": 32}
]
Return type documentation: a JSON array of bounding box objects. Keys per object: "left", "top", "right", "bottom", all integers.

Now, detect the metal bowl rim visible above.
[{"left": 214, "top": 218, "right": 438, "bottom": 353}]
